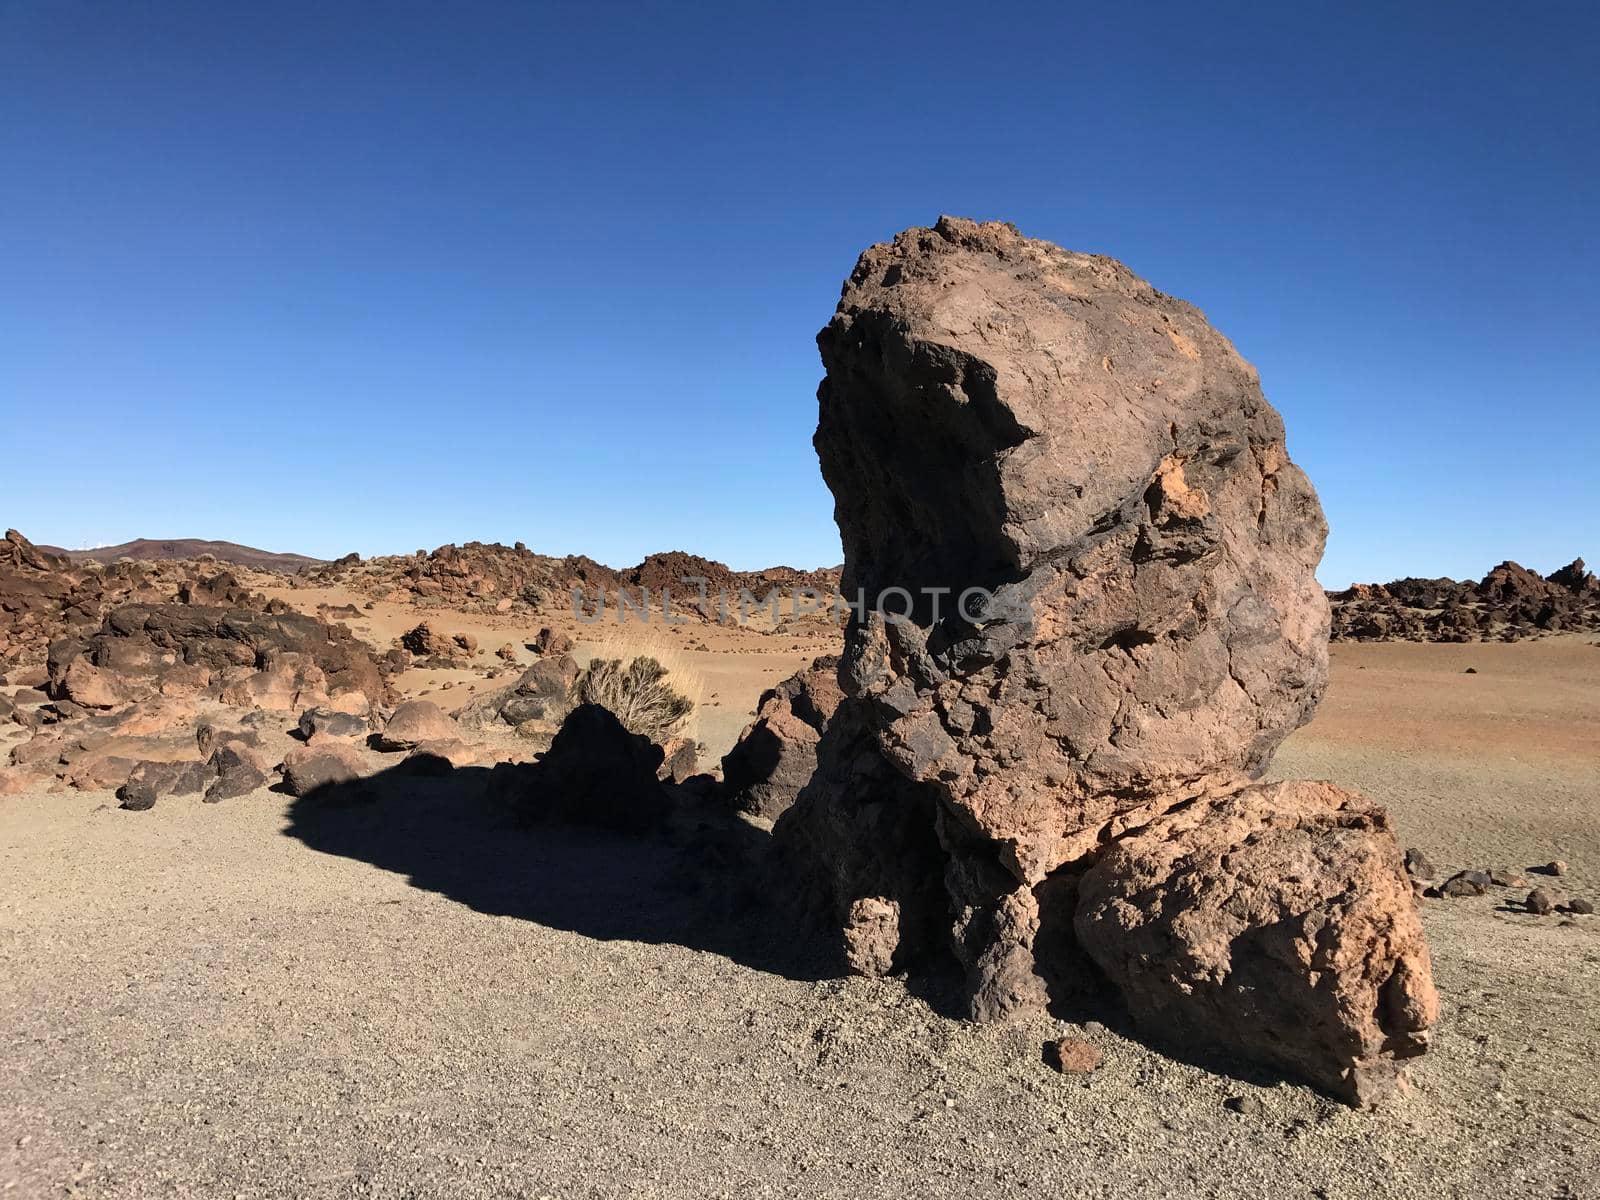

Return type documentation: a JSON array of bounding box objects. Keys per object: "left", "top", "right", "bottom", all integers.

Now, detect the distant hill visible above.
[{"left": 35, "top": 538, "right": 326, "bottom": 574}]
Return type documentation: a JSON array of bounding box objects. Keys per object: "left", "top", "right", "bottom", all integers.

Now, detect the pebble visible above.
[{"left": 1045, "top": 1037, "right": 1102, "bottom": 1075}]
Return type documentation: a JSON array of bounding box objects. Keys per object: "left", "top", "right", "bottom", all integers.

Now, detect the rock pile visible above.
[
  {"left": 772, "top": 218, "right": 1436, "bottom": 1104},
  {"left": 1329, "top": 558, "right": 1599, "bottom": 642},
  {"left": 305, "top": 538, "right": 839, "bottom": 625}
]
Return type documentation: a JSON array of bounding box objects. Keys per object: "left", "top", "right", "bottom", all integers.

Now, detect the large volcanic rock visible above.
[{"left": 773, "top": 217, "right": 1435, "bottom": 1103}]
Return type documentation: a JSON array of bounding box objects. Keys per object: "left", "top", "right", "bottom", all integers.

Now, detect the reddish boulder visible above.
[
  {"left": 1075, "top": 781, "right": 1436, "bottom": 1105},
  {"left": 375, "top": 700, "right": 458, "bottom": 751}
]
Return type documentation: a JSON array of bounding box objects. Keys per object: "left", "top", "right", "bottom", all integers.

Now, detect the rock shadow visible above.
[{"left": 281, "top": 757, "right": 835, "bottom": 985}]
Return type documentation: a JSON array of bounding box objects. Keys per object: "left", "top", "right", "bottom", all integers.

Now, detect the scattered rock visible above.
[
  {"left": 1223, "top": 1095, "right": 1265, "bottom": 1117},
  {"left": 1544, "top": 860, "right": 1571, "bottom": 877},
  {"left": 1566, "top": 897, "right": 1594, "bottom": 915},
  {"left": 1404, "top": 848, "right": 1437, "bottom": 881},
  {"left": 116, "top": 758, "right": 210, "bottom": 810},
  {"left": 204, "top": 744, "right": 268, "bottom": 802},
  {"left": 374, "top": 700, "right": 458, "bottom": 751},
  {"left": 280, "top": 741, "right": 368, "bottom": 796},
  {"left": 1439, "top": 870, "right": 1491, "bottom": 898},
  {"left": 297, "top": 707, "right": 367, "bottom": 740},
  {"left": 1044, "top": 1037, "right": 1102, "bottom": 1075},
  {"left": 1527, "top": 888, "right": 1565, "bottom": 915}
]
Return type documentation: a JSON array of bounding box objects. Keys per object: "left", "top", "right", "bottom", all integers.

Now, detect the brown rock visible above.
[
  {"left": 1440, "top": 870, "right": 1491, "bottom": 897},
  {"left": 1077, "top": 781, "right": 1436, "bottom": 1105},
  {"left": 204, "top": 744, "right": 267, "bottom": 802},
  {"left": 771, "top": 218, "right": 1436, "bottom": 1103},
  {"left": 1045, "top": 1036, "right": 1102, "bottom": 1075},
  {"left": 374, "top": 700, "right": 458, "bottom": 751},
  {"left": 495, "top": 642, "right": 518, "bottom": 662},
  {"left": 405, "top": 738, "right": 486, "bottom": 770},
  {"left": 721, "top": 656, "right": 841, "bottom": 818},
  {"left": 531, "top": 627, "right": 574, "bottom": 657},
  {"left": 1526, "top": 887, "right": 1564, "bottom": 915},
  {"left": 281, "top": 741, "right": 367, "bottom": 796}
]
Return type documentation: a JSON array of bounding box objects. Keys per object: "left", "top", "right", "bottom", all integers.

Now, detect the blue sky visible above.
[{"left": 2, "top": 2, "right": 1595, "bottom": 586}]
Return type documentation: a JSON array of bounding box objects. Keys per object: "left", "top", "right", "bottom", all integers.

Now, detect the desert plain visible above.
[{"left": 2, "top": 570, "right": 1596, "bottom": 1199}]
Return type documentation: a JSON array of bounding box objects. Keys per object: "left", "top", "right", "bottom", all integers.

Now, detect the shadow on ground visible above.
[
  {"left": 281, "top": 757, "right": 838, "bottom": 985},
  {"left": 279, "top": 754, "right": 1331, "bottom": 1095}
]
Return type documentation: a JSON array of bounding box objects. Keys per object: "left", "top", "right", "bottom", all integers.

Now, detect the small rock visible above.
[
  {"left": 1439, "top": 870, "right": 1491, "bottom": 897},
  {"left": 1546, "top": 860, "right": 1570, "bottom": 877},
  {"left": 297, "top": 707, "right": 368, "bottom": 740},
  {"left": 1463, "top": 666, "right": 1477, "bottom": 674},
  {"left": 1404, "top": 848, "right": 1437, "bottom": 881},
  {"left": 1223, "top": 1095, "right": 1265, "bottom": 1117},
  {"left": 1045, "top": 1037, "right": 1102, "bottom": 1075},
  {"left": 1566, "top": 897, "right": 1594, "bottom": 915},
  {"left": 1489, "top": 869, "right": 1527, "bottom": 888},
  {"left": 1526, "top": 888, "right": 1565, "bottom": 915},
  {"left": 204, "top": 745, "right": 268, "bottom": 803}
]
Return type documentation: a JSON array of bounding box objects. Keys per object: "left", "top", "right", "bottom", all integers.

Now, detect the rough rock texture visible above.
[
  {"left": 1075, "top": 781, "right": 1436, "bottom": 1105},
  {"left": 773, "top": 217, "right": 1436, "bottom": 1103},
  {"left": 721, "top": 655, "right": 843, "bottom": 818},
  {"left": 452, "top": 655, "right": 579, "bottom": 733},
  {"left": 47, "top": 603, "right": 389, "bottom": 710},
  {"left": 281, "top": 741, "right": 368, "bottom": 797},
  {"left": 1329, "top": 557, "right": 1600, "bottom": 642},
  {"left": 374, "top": 700, "right": 458, "bottom": 751}
]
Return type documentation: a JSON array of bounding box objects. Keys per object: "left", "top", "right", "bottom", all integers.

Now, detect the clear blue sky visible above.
[{"left": 2, "top": 2, "right": 1595, "bottom": 586}]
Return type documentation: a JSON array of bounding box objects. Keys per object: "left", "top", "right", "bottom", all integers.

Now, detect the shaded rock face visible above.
[
  {"left": 512, "top": 704, "right": 670, "bottom": 833},
  {"left": 720, "top": 655, "right": 842, "bottom": 818},
  {"left": 774, "top": 217, "right": 1434, "bottom": 1103}
]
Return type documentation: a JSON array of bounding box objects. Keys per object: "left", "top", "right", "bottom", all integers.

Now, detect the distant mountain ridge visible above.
[{"left": 35, "top": 538, "right": 326, "bottom": 573}]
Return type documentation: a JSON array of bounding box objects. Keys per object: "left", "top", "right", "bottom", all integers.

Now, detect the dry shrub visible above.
[{"left": 571, "top": 656, "right": 695, "bottom": 743}]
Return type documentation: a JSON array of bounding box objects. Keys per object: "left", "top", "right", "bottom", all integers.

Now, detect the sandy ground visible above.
[{"left": 2, "top": 618, "right": 1597, "bottom": 1199}]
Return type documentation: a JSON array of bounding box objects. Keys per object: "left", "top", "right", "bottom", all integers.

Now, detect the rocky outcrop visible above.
[
  {"left": 772, "top": 217, "right": 1435, "bottom": 1103},
  {"left": 1329, "top": 557, "right": 1600, "bottom": 642},
  {"left": 720, "top": 655, "right": 842, "bottom": 818},
  {"left": 45, "top": 603, "right": 389, "bottom": 711},
  {"left": 451, "top": 655, "right": 579, "bottom": 734}
]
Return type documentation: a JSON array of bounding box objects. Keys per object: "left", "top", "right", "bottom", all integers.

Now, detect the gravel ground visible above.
[{"left": 3, "top": 637, "right": 1598, "bottom": 1199}]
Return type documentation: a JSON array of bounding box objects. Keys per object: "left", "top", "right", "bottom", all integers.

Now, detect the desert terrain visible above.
[{"left": 3, "top": 561, "right": 1596, "bottom": 1198}]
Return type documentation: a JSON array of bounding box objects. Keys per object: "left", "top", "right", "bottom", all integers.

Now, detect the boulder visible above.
[
  {"left": 204, "top": 744, "right": 268, "bottom": 802},
  {"left": 531, "top": 627, "right": 574, "bottom": 657},
  {"left": 280, "top": 741, "right": 367, "bottom": 796},
  {"left": 117, "top": 758, "right": 211, "bottom": 810},
  {"left": 721, "top": 655, "right": 842, "bottom": 818},
  {"left": 517, "top": 704, "right": 670, "bottom": 833},
  {"left": 771, "top": 217, "right": 1436, "bottom": 1103},
  {"left": 452, "top": 655, "right": 579, "bottom": 732},
  {"left": 1075, "top": 781, "right": 1436, "bottom": 1105},
  {"left": 297, "top": 706, "right": 368, "bottom": 739},
  {"left": 374, "top": 700, "right": 457, "bottom": 751}
]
